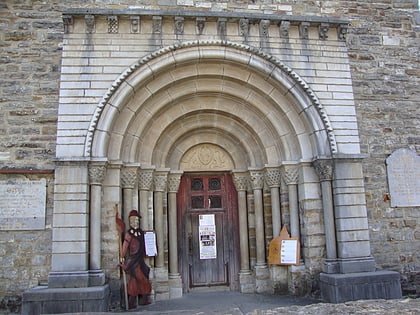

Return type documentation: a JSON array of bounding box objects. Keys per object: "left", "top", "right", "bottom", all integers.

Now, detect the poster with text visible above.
[{"left": 199, "top": 214, "right": 217, "bottom": 259}]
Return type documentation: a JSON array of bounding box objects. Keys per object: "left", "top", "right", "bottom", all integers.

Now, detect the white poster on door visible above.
[{"left": 199, "top": 214, "right": 217, "bottom": 259}]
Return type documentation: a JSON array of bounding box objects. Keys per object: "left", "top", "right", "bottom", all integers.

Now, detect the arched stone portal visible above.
[
  {"left": 84, "top": 41, "right": 343, "bottom": 298},
  {"left": 27, "top": 11, "right": 400, "bottom": 314}
]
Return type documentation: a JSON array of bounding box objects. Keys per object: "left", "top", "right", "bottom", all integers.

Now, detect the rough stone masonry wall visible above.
[
  {"left": 0, "top": 0, "right": 419, "bottom": 312},
  {"left": 345, "top": 1, "right": 420, "bottom": 296}
]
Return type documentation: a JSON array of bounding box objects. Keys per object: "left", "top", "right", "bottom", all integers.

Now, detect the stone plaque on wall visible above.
[
  {"left": 0, "top": 178, "right": 47, "bottom": 230},
  {"left": 386, "top": 148, "right": 420, "bottom": 207}
]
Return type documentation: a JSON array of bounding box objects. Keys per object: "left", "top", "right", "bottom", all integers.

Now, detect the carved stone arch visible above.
[{"left": 88, "top": 40, "right": 337, "bottom": 165}]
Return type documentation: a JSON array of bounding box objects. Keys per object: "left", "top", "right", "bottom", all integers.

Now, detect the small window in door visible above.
[
  {"left": 191, "top": 178, "right": 203, "bottom": 191},
  {"left": 209, "top": 195, "right": 222, "bottom": 208},
  {"left": 191, "top": 196, "right": 204, "bottom": 208},
  {"left": 208, "top": 178, "right": 221, "bottom": 191}
]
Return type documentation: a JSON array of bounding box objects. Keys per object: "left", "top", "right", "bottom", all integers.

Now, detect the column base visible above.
[
  {"left": 255, "top": 265, "right": 271, "bottom": 293},
  {"left": 48, "top": 271, "right": 89, "bottom": 288},
  {"left": 168, "top": 275, "right": 183, "bottom": 299},
  {"left": 323, "top": 257, "right": 376, "bottom": 274},
  {"left": 22, "top": 284, "right": 110, "bottom": 314},
  {"left": 89, "top": 269, "right": 105, "bottom": 286},
  {"left": 239, "top": 270, "right": 255, "bottom": 293},
  {"left": 153, "top": 267, "right": 169, "bottom": 301},
  {"left": 320, "top": 270, "right": 402, "bottom": 303}
]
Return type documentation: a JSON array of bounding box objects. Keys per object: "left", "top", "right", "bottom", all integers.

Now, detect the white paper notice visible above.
[
  {"left": 199, "top": 214, "right": 217, "bottom": 259},
  {"left": 280, "top": 239, "right": 298, "bottom": 264},
  {"left": 144, "top": 231, "right": 157, "bottom": 257}
]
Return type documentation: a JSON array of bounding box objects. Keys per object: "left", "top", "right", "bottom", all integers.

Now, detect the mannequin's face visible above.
[{"left": 129, "top": 216, "right": 140, "bottom": 229}]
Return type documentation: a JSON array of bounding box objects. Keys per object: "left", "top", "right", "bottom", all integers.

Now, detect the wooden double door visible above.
[{"left": 177, "top": 173, "right": 240, "bottom": 291}]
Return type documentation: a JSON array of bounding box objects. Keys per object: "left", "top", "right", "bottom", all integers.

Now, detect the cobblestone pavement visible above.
[
  {"left": 248, "top": 298, "right": 420, "bottom": 315},
  {"left": 62, "top": 296, "right": 420, "bottom": 315}
]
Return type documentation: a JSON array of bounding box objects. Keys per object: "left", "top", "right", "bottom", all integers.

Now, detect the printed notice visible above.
[
  {"left": 199, "top": 214, "right": 217, "bottom": 259},
  {"left": 280, "top": 239, "right": 298, "bottom": 264},
  {"left": 144, "top": 231, "right": 157, "bottom": 257}
]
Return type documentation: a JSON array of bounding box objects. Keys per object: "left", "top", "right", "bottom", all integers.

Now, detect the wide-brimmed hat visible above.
[{"left": 129, "top": 210, "right": 141, "bottom": 218}]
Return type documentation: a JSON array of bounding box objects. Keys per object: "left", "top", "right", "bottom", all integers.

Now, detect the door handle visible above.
[{"left": 188, "top": 233, "right": 192, "bottom": 254}]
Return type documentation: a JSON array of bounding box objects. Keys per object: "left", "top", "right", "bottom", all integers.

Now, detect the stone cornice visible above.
[{"left": 63, "top": 8, "right": 348, "bottom": 27}]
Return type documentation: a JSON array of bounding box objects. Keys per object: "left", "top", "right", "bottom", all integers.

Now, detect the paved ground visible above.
[{"left": 65, "top": 291, "right": 420, "bottom": 315}]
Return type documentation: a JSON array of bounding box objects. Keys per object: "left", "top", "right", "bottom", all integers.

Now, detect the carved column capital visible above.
[
  {"left": 232, "top": 172, "right": 249, "bottom": 191},
  {"left": 249, "top": 169, "right": 264, "bottom": 190},
  {"left": 121, "top": 166, "right": 138, "bottom": 189},
  {"left": 138, "top": 168, "right": 154, "bottom": 191},
  {"left": 88, "top": 163, "right": 107, "bottom": 185},
  {"left": 265, "top": 166, "right": 281, "bottom": 188},
  {"left": 153, "top": 171, "right": 169, "bottom": 192},
  {"left": 167, "top": 171, "right": 183, "bottom": 193},
  {"left": 313, "top": 159, "right": 334, "bottom": 181},
  {"left": 281, "top": 165, "right": 299, "bottom": 185}
]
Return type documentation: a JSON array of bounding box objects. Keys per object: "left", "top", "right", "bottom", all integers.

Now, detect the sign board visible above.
[
  {"left": 144, "top": 231, "right": 157, "bottom": 257},
  {"left": 199, "top": 214, "right": 217, "bottom": 259},
  {"left": 268, "top": 225, "right": 300, "bottom": 265},
  {"left": 386, "top": 148, "right": 420, "bottom": 207},
  {"left": 0, "top": 178, "right": 47, "bottom": 230}
]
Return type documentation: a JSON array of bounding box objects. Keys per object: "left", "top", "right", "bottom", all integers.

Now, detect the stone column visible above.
[
  {"left": 88, "top": 162, "right": 107, "bottom": 285},
  {"left": 281, "top": 164, "right": 300, "bottom": 238},
  {"left": 138, "top": 167, "right": 154, "bottom": 231},
  {"left": 249, "top": 169, "right": 270, "bottom": 293},
  {"left": 167, "top": 171, "right": 183, "bottom": 277},
  {"left": 249, "top": 169, "right": 266, "bottom": 266},
  {"left": 153, "top": 170, "right": 168, "bottom": 269},
  {"left": 265, "top": 166, "right": 282, "bottom": 238},
  {"left": 121, "top": 165, "right": 138, "bottom": 227},
  {"left": 167, "top": 171, "right": 183, "bottom": 299},
  {"left": 233, "top": 171, "right": 255, "bottom": 293},
  {"left": 313, "top": 158, "right": 337, "bottom": 268},
  {"left": 232, "top": 171, "right": 251, "bottom": 272}
]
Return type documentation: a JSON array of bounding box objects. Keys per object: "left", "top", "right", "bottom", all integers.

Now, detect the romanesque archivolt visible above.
[{"left": 85, "top": 41, "right": 337, "bottom": 157}]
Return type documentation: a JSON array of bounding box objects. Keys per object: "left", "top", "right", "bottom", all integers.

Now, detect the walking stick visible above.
[{"left": 115, "top": 204, "right": 129, "bottom": 311}]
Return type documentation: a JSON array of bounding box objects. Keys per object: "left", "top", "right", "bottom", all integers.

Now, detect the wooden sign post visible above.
[{"left": 268, "top": 225, "right": 300, "bottom": 265}]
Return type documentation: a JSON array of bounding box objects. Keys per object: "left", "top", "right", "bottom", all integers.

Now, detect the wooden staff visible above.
[{"left": 115, "top": 204, "right": 129, "bottom": 311}]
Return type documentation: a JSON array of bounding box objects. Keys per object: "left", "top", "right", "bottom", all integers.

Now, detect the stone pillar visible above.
[
  {"left": 88, "top": 162, "right": 107, "bottom": 285},
  {"left": 167, "top": 171, "right": 182, "bottom": 277},
  {"left": 233, "top": 171, "right": 254, "bottom": 293},
  {"left": 265, "top": 166, "right": 282, "bottom": 237},
  {"left": 49, "top": 160, "right": 90, "bottom": 288},
  {"left": 167, "top": 170, "right": 183, "bottom": 299},
  {"left": 249, "top": 169, "right": 270, "bottom": 293},
  {"left": 138, "top": 167, "right": 154, "bottom": 231},
  {"left": 281, "top": 164, "right": 300, "bottom": 238},
  {"left": 249, "top": 169, "right": 266, "bottom": 266},
  {"left": 332, "top": 155, "right": 375, "bottom": 272},
  {"left": 121, "top": 165, "right": 138, "bottom": 227},
  {"left": 313, "top": 158, "right": 338, "bottom": 271},
  {"left": 153, "top": 170, "right": 168, "bottom": 269},
  {"left": 247, "top": 184, "right": 256, "bottom": 269},
  {"left": 320, "top": 155, "right": 401, "bottom": 303}
]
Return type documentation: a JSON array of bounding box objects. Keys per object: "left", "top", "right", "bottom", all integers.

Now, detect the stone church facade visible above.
[{"left": 0, "top": 1, "right": 418, "bottom": 313}]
